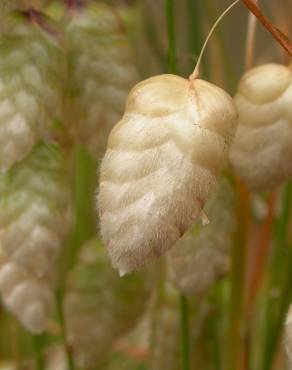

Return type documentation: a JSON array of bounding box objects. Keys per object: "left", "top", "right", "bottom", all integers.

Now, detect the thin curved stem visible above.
[{"left": 190, "top": 0, "right": 240, "bottom": 80}]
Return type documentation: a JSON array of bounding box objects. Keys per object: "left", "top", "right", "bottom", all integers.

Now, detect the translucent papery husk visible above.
[
  {"left": 0, "top": 141, "right": 72, "bottom": 278},
  {"left": 64, "top": 3, "right": 138, "bottom": 159},
  {"left": 0, "top": 250, "right": 54, "bottom": 334},
  {"left": 64, "top": 238, "right": 151, "bottom": 369},
  {"left": 98, "top": 74, "right": 238, "bottom": 275},
  {"left": 167, "top": 179, "right": 235, "bottom": 297},
  {"left": 0, "top": 15, "right": 62, "bottom": 171},
  {"left": 230, "top": 63, "right": 292, "bottom": 190}
]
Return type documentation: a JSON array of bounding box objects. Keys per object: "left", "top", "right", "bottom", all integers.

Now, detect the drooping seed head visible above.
[{"left": 98, "top": 74, "right": 238, "bottom": 275}]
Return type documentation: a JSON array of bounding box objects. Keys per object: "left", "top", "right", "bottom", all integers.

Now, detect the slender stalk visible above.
[
  {"left": 32, "top": 334, "right": 45, "bottom": 370},
  {"left": 241, "top": 0, "right": 292, "bottom": 56},
  {"left": 165, "top": 1, "right": 190, "bottom": 369},
  {"left": 190, "top": 0, "right": 292, "bottom": 81},
  {"left": 247, "top": 191, "right": 276, "bottom": 309},
  {"left": 203, "top": 0, "right": 237, "bottom": 91},
  {"left": 180, "top": 294, "right": 190, "bottom": 370},
  {"left": 261, "top": 182, "right": 292, "bottom": 370},
  {"left": 68, "top": 146, "right": 96, "bottom": 268},
  {"left": 190, "top": 0, "right": 240, "bottom": 80},
  {"left": 56, "top": 289, "right": 75, "bottom": 370},
  {"left": 207, "top": 288, "right": 223, "bottom": 370},
  {"left": 228, "top": 178, "right": 250, "bottom": 370}
]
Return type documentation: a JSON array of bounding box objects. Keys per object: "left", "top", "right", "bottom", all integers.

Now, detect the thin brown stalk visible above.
[
  {"left": 247, "top": 191, "right": 277, "bottom": 310},
  {"left": 228, "top": 177, "right": 250, "bottom": 370},
  {"left": 241, "top": 0, "right": 292, "bottom": 56},
  {"left": 268, "top": 0, "right": 292, "bottom": 64}
]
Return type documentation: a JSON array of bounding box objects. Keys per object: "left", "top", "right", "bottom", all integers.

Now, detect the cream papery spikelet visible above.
[
  {"left": 167, "top": 179, "right": 235, "bottom": 296},
  {"left": 0, "top": 15, "right": 61, "bottom": 171},
  {"left": 0, "top": 142, "right": 71, "bottom": 277},
  {"left": 64, "top": 3, "right": 138, "bottom": 158},
  {"left": 230, "top": 63, "right": 292, "bottom": 190},
  {"left": 64, "top": 238, "right": 150, "bottom": 369},
  {"left": 98, "top": 74, "right": 238, "bottom": 275},
  {"left": 0, "top": 250, "right": 54, "bottom": 334}
]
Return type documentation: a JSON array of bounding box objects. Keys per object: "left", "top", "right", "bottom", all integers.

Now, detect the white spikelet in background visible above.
[
  {"left": 0, "top": 142, "right": 71, "bottom": 277},
  {"left": 98, "top": 74, "right": 238, "bottom": 275},
  {"left": 230, "top": 63, "right": 292, "bottom": 190},
  {"left": 167, "top": 180, "right": 235, "bottom": 296},
  {"left": 65, "top": 3, "right": 138, "bottom": 158},
  {"left": 0, "top": 250, "right": 54, "bottom": 334},
  {"left": 64, "top": 238, "right": 150, "bottom": 369},
  {"left": 0, "top": 15, "right": 61, "bottom": 171}
]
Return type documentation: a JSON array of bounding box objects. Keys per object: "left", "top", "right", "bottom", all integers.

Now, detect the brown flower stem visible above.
[
  {"left": 241, "top": 0, "right": 292, "bottom": 56},
  {"left": 247, "top": 191, "right": 277, "bottom": 310}
]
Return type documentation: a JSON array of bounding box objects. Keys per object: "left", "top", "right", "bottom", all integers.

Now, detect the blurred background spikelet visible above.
[
  {"left": 0, "top": 249, "right": 54, "bottom": 334},
  {"left": 230, "top": 63, "right": 292, "bottom": 190},
  {"left": 0, "top": 142, "right": 72, "bottom": 278},
  {"left": 167, "top": 179, "right": 235, "bottom": 297},
  {"left": 61, "top": 3, "right": 138, "bottom": 158},
  {"left": 64, "top": 238, "right": 151, "bottom": 369},
  {"left": 0, "top": 14, "right": 62, "bottom": 171}
]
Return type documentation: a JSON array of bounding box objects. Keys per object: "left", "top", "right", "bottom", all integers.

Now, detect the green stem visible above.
[
  {"left": 228, "top": 180, "right": 249, "bottom": 370},
  {"left": 68, "top": 146, "right": 96, "bottom": 268},
  {"left": 207, "top": 286, "right": 225, "bottom": 370},
  {"left": 32, "top": 334, "right": 45, "bottom": 370},
  {"left": 56, "top": 289, "right": 75, "bottom": 370},
  {"left": 180, "top": 294, "right": 190, "bottom": 370},
  {"left": 165, "top": 1, "right": 190, "bottom": 368},
  {"left": 166, "top": 0, "right": 177, "bottom": 73},
  {"left": 261, "top": 182, "right": 292, "bottom": 370}
]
